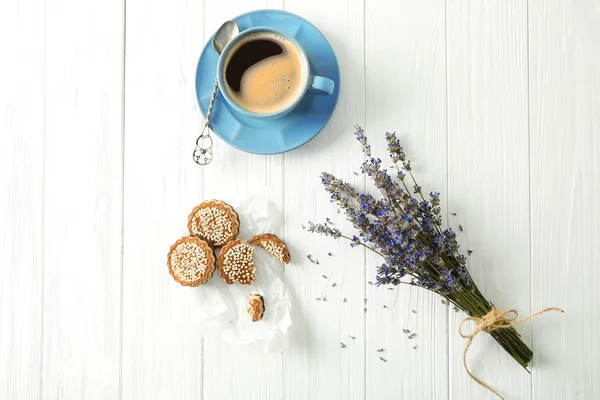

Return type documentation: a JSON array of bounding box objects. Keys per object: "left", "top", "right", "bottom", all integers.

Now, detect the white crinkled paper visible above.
[{"left": 162, "top": 195, "right": 291, "bottom": 353}]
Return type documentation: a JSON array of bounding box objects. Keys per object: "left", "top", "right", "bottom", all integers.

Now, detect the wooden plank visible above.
[
  {"left": 364, "top": 0, "right": 449, "bottom": 398},
  {"left": 42, "top": 0, "right": 124, "bottom": 397},
  {"left": 529, "top": 1, "right": 600, "bottom": 398},
  {"left": 281, "top": 2, "right": 366, "bottom": 399},
  {"left": 199, "top": 2, "right": 285, "bottom": 400},
  {"left": 121, "top": 0, "right": 206, "bottom": 398},
  {"left": 446, "top": 1, "right": 531, "bottom": 399},
  {"left": 0, "top": 0, "right": 44, "bottom": 398}
]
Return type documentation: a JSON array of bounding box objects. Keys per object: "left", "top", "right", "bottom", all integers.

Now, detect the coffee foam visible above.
[{"left": 223, "top": 32, "right": 304, "bottom": 114}]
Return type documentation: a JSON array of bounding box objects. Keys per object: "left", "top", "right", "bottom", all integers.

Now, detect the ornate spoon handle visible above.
[{"left": 193, "top": 77, "right": 218, "bottom": 166}]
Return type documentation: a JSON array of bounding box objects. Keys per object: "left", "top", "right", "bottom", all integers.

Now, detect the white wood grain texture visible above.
[
  {"left": 200, "top": 2, "right": 286, "bottom": 400},
  {"left": 42, "top": 0, "right": 124, "bottom": 397},
  {"left": 281, "top": 2, "right": 366, "bottom": 399},
  {"left": 529, "top": 1, "right": 600, "bottom": 399},
  {"left": 365, "top": 1, "right": 449, "bottom": 398},
  {"left": 4, "top": 2, "right": 600, "bottom": 399},
  {"left": 0, "top": 0, "right": 44, "bottom": 398},
  {"left": 122, "top": 0, "right": 205, "bottom": 398},
  {"left": 446, "top": 1, "right": 531, "bottom": 399}
]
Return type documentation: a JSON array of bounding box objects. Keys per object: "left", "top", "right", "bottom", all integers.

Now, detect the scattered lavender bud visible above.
[
  {"left": 451, "top": 212, "right": 457, "bottom": 216},
  {"left": 364, "top": 308, "right": 367, "bottom": 313},
  {"left": 349, "top": 335, "right": 355, "bottom": 340},
  {"left": 376, "top": 348, "right": 385, "bottom": 352},
  {"left": 402, "top": 329, "right": 410, "bottom": 334},
  {"left": 332, "top": 283, "right": 337, "bottom": 287},
  {"left": 316, "top": 297, "right": 321, "bottom": 301},
  {"left": 328, "top": 252, "right": 333, "bottom": 256},
  {"left": 353, "top": 172, "right": 359, "bottom": 176},
  {"left": 411, "top": 309, "right": 417, "bottom": 314},
  {"left": 387, "top": 288, "right": 394, "bottom": 291},
  {"left": 368, "top": 281, "right": 373, "bottom": 286},
  {"left": 379, "top": 357, "right": 387, "bottom": 362},
  {"left": 343, "top": 298, "right": 347, "bottom": 303},
  {"left": 302, "top": 224, "right": 306, "bottom": 229},
  {"left": 454, "top": 306, "right": 459, "bottom": 312},
  {"left": 323, "top": 297, "right": 327, "bottom": 301},
  {"left": 315, "top": 259, "right": 320, "bottom": 265},
  {"left": 468, "top": 250, "right": 473, "bottom": 255},
  {"left": 412, "top": 345, "right": 418, "bottom": 350},
  {"left": 459, "top": 224, "right": 463, "bottom": 232},
  {"left": 322, "top": 274, "right": 328, "bottom": 279},
  {"left": 383, "top": 305, "right": 388, "bottom": 309},
  {"left": 326, "top": 217, "right": 334, "bottom": 225},
  {"left": 340, "top": 342, "right": 347, "bottom": 348},
  {"left": 408, "top": 333, "right": 416, "bottom": 339},
  {"left": 441, "top": 299, "right": 446, "bottom": 305}
]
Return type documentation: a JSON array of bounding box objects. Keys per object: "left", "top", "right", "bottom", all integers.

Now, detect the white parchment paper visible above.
[{"left": 162, "top": 195, "right": 292, "bottom": 353}]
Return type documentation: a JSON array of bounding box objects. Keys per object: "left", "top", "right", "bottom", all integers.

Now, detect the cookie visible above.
[
  {"left": 217, "top": 238, "right": 255, "bottom": 284},
  {"left": 248, "top": 233, "right": 290, "bottom": 264},
  {"left": 246, "top": 294, "right": 265, "bottom": 322},
  {"left": 167, "top": 236, "right": 216, "bottom": 286},
  {"left": 187, "top": 200, "right": 240, "bottom": 248}
]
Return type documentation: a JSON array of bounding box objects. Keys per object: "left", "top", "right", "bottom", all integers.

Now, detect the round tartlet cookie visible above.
[
  {"left": 246, "top": 294, "right": 265, "bottom": 322},
  {"left": 167, "top": 236, "right": 216, "bottom": 286},
  {"left": 187, "top": 200, "right": 240, "bottom": 248},
  {"left": 248, "top": 233, "right": 290, "bottom": 264},
  {"left": 217, "top": 238, "right": 255, "bottom": 284}
]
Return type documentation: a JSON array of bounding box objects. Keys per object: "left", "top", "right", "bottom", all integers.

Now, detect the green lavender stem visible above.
[{"left": 448, "top": 290, "right": 533, "bottom": 370}]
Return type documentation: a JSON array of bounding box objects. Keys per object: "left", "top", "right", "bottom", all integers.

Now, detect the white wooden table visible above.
[{"left": 2, "top": 0, "right": 599, "bottom": 399}]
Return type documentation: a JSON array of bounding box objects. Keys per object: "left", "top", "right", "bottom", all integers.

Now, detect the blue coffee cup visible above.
[{"left": 217, "top": 26, "right": 335, "bottom": 119}]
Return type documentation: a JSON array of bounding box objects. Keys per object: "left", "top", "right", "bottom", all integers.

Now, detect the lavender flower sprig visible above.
[{"left": 307, "top": 126, "right": 534, "bottom": 370}]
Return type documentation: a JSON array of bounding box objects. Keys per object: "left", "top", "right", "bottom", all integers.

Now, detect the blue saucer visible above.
[{"left": 195, "top": 10, "right": 340, "bottom": 155}]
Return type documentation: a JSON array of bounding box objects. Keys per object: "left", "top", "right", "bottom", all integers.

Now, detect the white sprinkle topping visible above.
[
  {"left": 190, "top": 206, "right": 235, "bottom": 246},
  {"left": 222, "top": 242, "right": 255, "bottom": 284},
  {"left": 170, "top": 241, "right": 209, "bottom": 283},
  {"left": 260, "top": 240, "right": 286, "bottom": 262}
]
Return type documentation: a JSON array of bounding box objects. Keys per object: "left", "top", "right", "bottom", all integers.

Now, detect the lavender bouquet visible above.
[{"left": 308, "top": 126, "right": 535, "bottom": 372}]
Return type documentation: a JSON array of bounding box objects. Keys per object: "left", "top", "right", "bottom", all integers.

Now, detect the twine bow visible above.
[{"left": 459, "top": 306, "right": 564, "bottom": 399}]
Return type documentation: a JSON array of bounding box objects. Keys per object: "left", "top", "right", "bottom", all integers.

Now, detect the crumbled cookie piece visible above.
[
  {"left": 248, "top": 233, "right": 290, "bottom": 264},
  {"left": 246, "top": 294, "right": 265, "bottom": 322}
]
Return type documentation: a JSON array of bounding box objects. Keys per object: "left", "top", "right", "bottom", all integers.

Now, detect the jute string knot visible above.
[{"left": 459, "top": 306, "right": 564, "bottom": 399}]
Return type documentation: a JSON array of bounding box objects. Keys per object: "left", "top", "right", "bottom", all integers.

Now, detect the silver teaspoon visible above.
[{"left": 193, "top": 20, "right": 239, "bottom": 166}]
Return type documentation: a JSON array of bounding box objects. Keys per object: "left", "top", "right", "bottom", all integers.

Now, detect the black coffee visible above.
[
  {"left": 223, "top": 32, "right": 303, "bottom": 114},
  {"left": 225, "top": 39, "right": 283, "bottom": 92}
]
